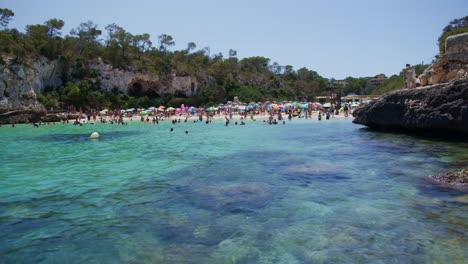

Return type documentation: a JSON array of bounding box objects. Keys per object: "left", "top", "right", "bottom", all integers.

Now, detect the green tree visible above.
[
  {"left": 158, "top": 34, "right": 175, "bottom": 52},
  {"left": 70, "top": 20, "right": 102, "bottom": 57},
  {"left": 186, "top": 42, "right": 196, "bottom": 52},
  {"left": 0, "top": 8, "right": 14, "bottom": 29},
  {"left": 438, "top": 16, "right": 468, "bottom": 52},
  {"left": 25, "top": 24, "right": 49, "bottom": 56},
  {"left": 132, "top": 33, "right": 152, "bottom": 58},
  {"left": 45, "top": 18, "right": 64, "bottom": 37},
  {"left": 228, "top": 49, "right": 237, "bottom": 58}
]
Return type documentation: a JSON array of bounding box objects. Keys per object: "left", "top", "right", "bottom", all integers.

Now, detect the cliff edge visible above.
[{"left": 353, "top": 33, "right": 468, "bottom": 136}]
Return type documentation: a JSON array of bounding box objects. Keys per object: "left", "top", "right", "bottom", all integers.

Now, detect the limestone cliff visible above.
[
  {"left": 418, "top": 32, "right": 468, "bottom": 86},
  {"left": 0, "top": 57, "right": 199, "bottom": 121},
  {"left": 89, "top": 61, "right": 198, "bottom": 97},
  {"left": 0, "top": 57, "right": 61, "bottom": 113}
]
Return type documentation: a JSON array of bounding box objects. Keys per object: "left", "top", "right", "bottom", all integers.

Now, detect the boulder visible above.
[
  {"left": 418, "top": 33, "right": 468, "bottom": 86},
  {"left": 428, "top": 168, "right": 468, "bottom": 188},
  {"left": 0, "top": 109, "right": 45, "bottom": 124},
  {"left": 352, "top": 78, "right": 468, "bottom": 135},
  {"left": 41, "top": 113, "right": 62, "bottom": 122}
]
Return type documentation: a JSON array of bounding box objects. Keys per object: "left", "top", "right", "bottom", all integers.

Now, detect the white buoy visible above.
[{"left": 90, "top": 132, "right": 100, "bottom": 139}]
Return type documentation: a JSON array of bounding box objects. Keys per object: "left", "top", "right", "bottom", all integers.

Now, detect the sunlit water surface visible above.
[{"left": 0, "top": 118, "right": 467, "bottom": 263}]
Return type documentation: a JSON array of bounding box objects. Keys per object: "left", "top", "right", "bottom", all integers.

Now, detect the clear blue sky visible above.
[{"left": 3, "top": 0, "right": 467, "bottom": 79}]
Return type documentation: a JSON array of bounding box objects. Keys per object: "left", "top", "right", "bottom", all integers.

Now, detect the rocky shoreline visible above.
[{"left": 352, "top": 78, "right": 468, "bottom": 136}]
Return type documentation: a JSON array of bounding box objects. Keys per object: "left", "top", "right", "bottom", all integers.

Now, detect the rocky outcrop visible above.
[
  {"left": 90, "top": 61, "right": 198, "bottom": 97},
  {"left": 0, "top": 57, "right": 199, "bottom": 122},
  {"left": 0, "top": 57, "right": 60, "bottom": 113},
  {"left": 353, "top": 32, "right": 468, "bottom": 135},
  {"left": 419, "top": 33, "right": 468, "bottom": 86},
  {"left": 0, "top": 109, "right": 45, "bottom": 124},
  {"left": 352, "top": 79, "right": 468, "bottom": 135},
  {"left": 428, "top": 168, "right": 468, "bottom": 188}
]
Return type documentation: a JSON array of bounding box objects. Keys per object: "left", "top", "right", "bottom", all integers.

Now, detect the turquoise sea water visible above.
[{"left": 0, "top": 118, "right": 467, "bottom": 263}]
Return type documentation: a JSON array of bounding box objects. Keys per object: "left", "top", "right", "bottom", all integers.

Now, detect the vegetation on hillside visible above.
[
  {"left": 0, "top": 8, "right": 450, "bottom": 110},
  {"left": 438, "top": 16, "right": 468, "bottom": 53}
]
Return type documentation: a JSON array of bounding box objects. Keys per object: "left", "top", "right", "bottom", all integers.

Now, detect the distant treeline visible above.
[{"left": 2, "top": 9, "right": 458, "bottom": 110}]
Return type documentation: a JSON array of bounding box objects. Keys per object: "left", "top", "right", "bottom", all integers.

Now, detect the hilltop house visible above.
[{"left": 367, "top": 74, "right": 386, "bottom": 86}]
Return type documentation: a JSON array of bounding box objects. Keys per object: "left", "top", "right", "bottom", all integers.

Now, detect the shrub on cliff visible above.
[{"left": 438, "top": 16, "right": 468, "bottom": 53}]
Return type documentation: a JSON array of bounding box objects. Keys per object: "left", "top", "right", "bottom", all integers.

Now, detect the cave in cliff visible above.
[{"left": 128, "top": 82, "right": 145, "bottom": 97}]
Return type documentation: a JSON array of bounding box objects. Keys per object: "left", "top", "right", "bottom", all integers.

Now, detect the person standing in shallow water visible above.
[
  {"left": 344, "top": 104, "right": 349, "bottom": 117},
  {"left": 405, "top": 64, "right": 416, "bottom": 89}
]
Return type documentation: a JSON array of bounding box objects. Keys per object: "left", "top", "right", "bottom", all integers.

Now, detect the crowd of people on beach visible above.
[{"left": 1, "top": 101, "right": 357, "bottom": 131}]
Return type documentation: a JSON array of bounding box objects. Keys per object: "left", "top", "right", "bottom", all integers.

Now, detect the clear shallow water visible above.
[{"left": 0, "top": 119, "right": 467, "bottom": 263}]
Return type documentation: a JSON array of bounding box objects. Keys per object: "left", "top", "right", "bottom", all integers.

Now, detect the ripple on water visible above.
[{"left": 0, "top": 120, "right": 467, "bottom": 263}]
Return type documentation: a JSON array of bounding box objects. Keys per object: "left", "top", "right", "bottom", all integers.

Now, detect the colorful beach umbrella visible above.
[
  {"left": 140, "top": 111, "right": 148, "bottom": 115},
  {"left": 323, "top": 103, "right": 331, "bottom": 108},
  {"left": 166, "top": 107, "right": 175, "bottom": 111}
]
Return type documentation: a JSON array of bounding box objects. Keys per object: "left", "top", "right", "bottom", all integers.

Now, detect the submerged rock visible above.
[
  {"left": 187, "top": 183, "right": 273, "bottom": 213},
  {"left": 428, "top": 168, "right": 468, "bottom": 188}
]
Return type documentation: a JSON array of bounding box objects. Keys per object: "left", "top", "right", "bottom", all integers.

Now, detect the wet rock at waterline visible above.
[
  {"left": 427, "top": 168, "right": 468, "bottom": 188},
  {"left": 353, "top": 78, "right": 468, "bottom": 135}
]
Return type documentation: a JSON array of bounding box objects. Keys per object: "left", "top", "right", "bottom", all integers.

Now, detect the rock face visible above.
[
  {"left": 0, "top": 109, "right": 45, "bottom": 124},
  {"left": 0, "top": 57, "right": 199, "bottom": 122},
  {"left": 0, "top": 58, "right": 61, "bottom": 113},
  {"left": 418, "top": 33, "right": 468, "bottom": 86},
  {"left": 90, "top": 61, "right": 198, "bottom": 97},
  {"left": 353, "top": 32, "right": 468, "bottom": 136},
  {"left": 352, "top": 78, "right": 468, "bottom": 135}
]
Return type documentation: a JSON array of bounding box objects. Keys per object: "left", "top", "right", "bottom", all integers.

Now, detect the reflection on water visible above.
[{"left": 0, "top": 120, "right": 467, "bottom": 263}]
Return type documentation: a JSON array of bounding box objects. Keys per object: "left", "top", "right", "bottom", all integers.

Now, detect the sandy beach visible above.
[{"left": 73, "top": 110, "right": 354, "bottom": 125}]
